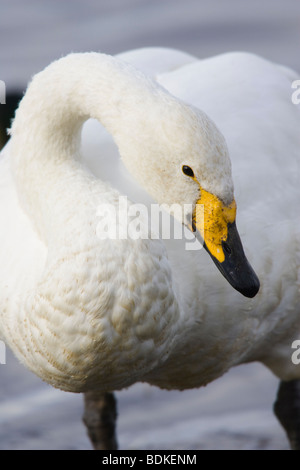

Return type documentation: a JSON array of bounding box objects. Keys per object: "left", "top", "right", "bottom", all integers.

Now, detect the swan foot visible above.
[
  {"left": 273, "top": 380, "right": 300, "bottom": 450},
  {"left": 83, "top": 391, "right": 118, "bottom": 450}
]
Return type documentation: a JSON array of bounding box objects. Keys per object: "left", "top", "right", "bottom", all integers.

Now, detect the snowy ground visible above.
[{"left": 0, "top": 0, "right": 299, "bottom": 450}]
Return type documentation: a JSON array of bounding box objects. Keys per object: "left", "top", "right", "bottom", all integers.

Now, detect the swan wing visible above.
[{"left": 116, "top": 47, "right": 198, "bottom": 78}]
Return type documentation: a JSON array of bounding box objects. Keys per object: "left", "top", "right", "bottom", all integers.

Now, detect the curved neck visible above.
[
  {"left": 11, "top": 52, "right": 166, "bottom": 165},
  {"left": 10, "top": 53, "right": 171, "bottom": 240}
]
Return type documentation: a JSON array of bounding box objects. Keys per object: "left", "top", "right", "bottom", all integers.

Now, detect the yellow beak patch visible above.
[{"left": 193, "top": 188, "right": 236, "bottom": 263}]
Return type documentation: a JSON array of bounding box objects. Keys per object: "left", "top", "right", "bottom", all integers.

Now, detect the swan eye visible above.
[{"left": 182, "top": 165, "right": 194, "bottom": 178}]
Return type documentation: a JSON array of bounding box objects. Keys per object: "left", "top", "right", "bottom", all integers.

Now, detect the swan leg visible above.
[
  {"left": 273, "top": 380, "right": 300, "bottom": 450},
  {"left": 83, "top": 391, "right": 118, "bottom": 450}
]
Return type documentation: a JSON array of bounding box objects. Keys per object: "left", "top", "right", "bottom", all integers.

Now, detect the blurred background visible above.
[{"left": 0, "top": 0, "right": 299, "bottom": 450}]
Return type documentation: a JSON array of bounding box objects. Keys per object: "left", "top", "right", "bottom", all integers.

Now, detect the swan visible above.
[{"left": 0, "top": 47, "right": 299, "bottom": 450}]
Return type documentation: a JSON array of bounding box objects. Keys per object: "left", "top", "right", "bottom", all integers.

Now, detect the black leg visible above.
[
  {"left": 273, "top": 380, "right": 300, "bottom": 450},
  {"left": 83, "top": 391, "right": 118, "bottom": 450}
]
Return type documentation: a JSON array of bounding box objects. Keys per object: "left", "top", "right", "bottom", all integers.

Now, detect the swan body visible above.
[{"left": 0, "top": 48, "right": 299, "bottom": 395}]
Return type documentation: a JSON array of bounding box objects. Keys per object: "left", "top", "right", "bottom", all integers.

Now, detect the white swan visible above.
[{"left": 0, "top": 47, "right": 299, "bottom": 448}]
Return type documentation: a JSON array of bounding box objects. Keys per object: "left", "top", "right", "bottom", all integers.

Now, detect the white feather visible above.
[{"left": 0, "top": 48, "right": 299, "bottom": 393}]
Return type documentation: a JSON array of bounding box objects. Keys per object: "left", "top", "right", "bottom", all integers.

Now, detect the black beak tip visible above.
[
  {"left": 218, "top": 261, "right": 260, "bottom": 299},
  {"left": 237, "top": 275, "right": 260, "bottom": 298},
  {"left": 202, "top": 223, "right": 260, "bottom": 299}
]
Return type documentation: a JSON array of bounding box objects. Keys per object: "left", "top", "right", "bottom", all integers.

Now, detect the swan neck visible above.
[
  {"left": 9, "top": 53, "right": 168, "bottom": 238},
  {"left": 11, "top": 52, "right": 163, "bottom": 163}
]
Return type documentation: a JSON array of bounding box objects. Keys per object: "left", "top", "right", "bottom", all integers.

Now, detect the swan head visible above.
[{"left": 119, "top": 99, "right": 260, "bottom": 298}]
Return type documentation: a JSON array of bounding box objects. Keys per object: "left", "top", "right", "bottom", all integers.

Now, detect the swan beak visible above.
[{"left": 192, "top": 188, "right": 260, "bottom": 298}]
